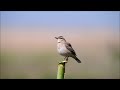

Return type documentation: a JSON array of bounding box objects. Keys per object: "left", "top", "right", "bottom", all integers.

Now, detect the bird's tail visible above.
[{"left": 73, "top": 56, "right": 81, "bottom": 63}]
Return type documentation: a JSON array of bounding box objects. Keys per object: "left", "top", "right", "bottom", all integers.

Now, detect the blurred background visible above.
[{"left": 0, "top": 11, "right": 120, "bottom": 79}]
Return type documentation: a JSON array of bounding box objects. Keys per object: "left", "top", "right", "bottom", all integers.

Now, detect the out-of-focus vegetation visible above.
[
  {"left": 110, "top": 45, "right": 120, "bottom": 60},
  {"left": 0, "top": 31, "right": 120, "bottom": 79},
  {"left": 0, "top": 41, "right": 119, "bottom": 79},
  {"left": 0, "top": 51, "right": 59, "bottom": 79}
]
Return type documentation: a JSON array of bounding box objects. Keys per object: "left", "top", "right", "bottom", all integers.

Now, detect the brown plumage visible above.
[{"left": 55, "top": 36, "right": 81, "bottom": 63}]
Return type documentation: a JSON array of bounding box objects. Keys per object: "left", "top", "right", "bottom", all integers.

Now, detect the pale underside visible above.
[{"left": 57, "top": 42, "right": 76, "bottom": 58}]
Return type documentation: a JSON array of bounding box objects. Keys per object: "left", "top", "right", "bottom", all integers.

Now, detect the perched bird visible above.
[{"left": 55, "top": 36, "right": 81, "bottom": 63}]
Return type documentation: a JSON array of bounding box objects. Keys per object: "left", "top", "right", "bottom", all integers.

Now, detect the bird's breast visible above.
[{"left": 57, "top": 43, "right": 71, "bottom": 56}]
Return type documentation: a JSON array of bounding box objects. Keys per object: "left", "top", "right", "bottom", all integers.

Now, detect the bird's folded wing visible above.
[{"left": 65, "top": 42, "right": 76, "bottom": 56}]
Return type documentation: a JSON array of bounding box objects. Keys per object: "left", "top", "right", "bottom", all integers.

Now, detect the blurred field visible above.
[{"left": 0, "top": 27, "right": 119, "bottom": 79}]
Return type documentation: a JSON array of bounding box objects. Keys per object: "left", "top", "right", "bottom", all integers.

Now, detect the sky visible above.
[{"left": 1, "top": 11, "right": 119, "bottom": 31}]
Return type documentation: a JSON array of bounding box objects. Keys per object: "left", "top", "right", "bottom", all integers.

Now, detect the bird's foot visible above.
[
  {"left": 58, "top": 60, "right": 68, "bottom": 64},
  {"left": 62, "top": 60, "right": 68, "bottom": 63}
]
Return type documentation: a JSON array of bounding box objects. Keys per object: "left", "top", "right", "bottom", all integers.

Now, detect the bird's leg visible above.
[
  {"left": 62, "top": 57, "right": 68, "bottom": 63},
  {"left": 66, "top": 57, "right": 68, "bottom": 62},
  {"left": 64, "top": 57, "right": 67, "bottom": 60}
]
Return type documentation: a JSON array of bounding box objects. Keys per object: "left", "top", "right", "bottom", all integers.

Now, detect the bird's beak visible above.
[{"left": 55, "top": 37, "right": 58, "bottom": 39}]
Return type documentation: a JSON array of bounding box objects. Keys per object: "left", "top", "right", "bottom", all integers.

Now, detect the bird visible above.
[{"left": 55, "top": 36, "right": 81, "bottom": 63}]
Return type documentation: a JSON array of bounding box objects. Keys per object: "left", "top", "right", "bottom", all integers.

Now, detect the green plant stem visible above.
[{"left": 57, "top": 61, "right": 66, "bottom": 79}]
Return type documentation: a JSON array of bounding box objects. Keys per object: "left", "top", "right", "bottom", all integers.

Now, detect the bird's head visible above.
[{"left": 55, "top": 36, "right": 66, "bottom": 43}]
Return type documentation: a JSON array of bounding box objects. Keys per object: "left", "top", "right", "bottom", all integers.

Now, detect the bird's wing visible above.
[{"left": 65, "top": 42, "right": 76, "bottom": 56}]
